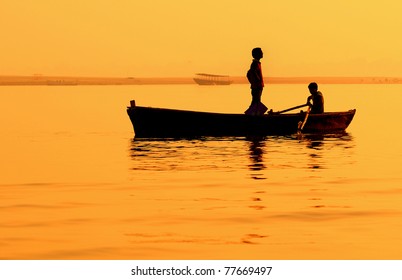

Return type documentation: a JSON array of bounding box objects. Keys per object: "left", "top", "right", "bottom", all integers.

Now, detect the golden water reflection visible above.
[
  {"left": 2, "top": 84, "right": 402, "bottom": 260},
  {"left": 125, "top": 134, "right": 402, "bottom": 259}
]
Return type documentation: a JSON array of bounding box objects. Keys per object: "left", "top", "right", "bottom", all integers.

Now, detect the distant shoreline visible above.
[{"left": 1, "top": 75, "right": 402, "bottom": 86}]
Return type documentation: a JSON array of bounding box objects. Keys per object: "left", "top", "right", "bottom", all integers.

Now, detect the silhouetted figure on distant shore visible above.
[
  {"left": 307, "top": 82, "right": 324, "bottom": 114},
  {"left": 245, "top": 47, "right": 267, "bottom": 115}
]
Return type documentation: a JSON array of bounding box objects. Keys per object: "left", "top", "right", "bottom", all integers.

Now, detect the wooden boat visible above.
[
  {"left": 127, "top": 100, "right": 356, "bottom": 138},
  {"left": 193, "top": 73, "right": 233, "bottom": 85}
]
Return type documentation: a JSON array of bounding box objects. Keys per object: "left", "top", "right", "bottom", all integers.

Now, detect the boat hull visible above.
[{"left": 127, "top": 103, "right": 356, "bottom": 138}]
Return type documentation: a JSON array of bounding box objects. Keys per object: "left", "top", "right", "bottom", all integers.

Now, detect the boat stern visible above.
[{"left": 304, "top": 109, "right": 356, "bottom": 133}]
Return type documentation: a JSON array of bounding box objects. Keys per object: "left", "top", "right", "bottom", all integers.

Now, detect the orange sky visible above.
[{"left": 1, "top": 0, "right": 402, "bottom": 77}]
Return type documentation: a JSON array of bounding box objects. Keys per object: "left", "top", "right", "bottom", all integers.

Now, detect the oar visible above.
[
  {"left": 298, "top": 105, "right": 311, "bottom": 132},
  {"left": 277, "top": 103, "right": 309, "bottom": 114}
]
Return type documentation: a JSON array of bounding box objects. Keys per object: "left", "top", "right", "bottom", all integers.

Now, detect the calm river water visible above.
[{"left": 1, "top": 84, "right": 402, "bottom": 259}]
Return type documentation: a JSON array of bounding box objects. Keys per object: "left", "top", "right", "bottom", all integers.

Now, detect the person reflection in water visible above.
[
  {"left": 245, "top": 47, "right": 267, "bottom": 115},
  {"left": 307, "top": 82, "right": 324, "bottom": 114},
  {"left": 248, "top": 137, "right": 266, "bottom": 180}
]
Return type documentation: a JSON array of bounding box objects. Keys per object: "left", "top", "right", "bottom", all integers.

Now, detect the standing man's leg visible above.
[{"left": 251, "top": 88, "right": 262, "bottom": 105}]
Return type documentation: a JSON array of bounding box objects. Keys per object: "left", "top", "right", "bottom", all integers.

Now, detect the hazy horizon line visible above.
[{"left": 1, "top": 75, "right": 402, "bottom": 85}]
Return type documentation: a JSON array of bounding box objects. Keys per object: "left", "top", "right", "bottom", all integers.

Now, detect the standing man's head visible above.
[
  {"left": 252, "top": 48, "right": 263, "bottom": 60},
  {"left": 308, "top": 82, "right": 318, "bottom": 94}
]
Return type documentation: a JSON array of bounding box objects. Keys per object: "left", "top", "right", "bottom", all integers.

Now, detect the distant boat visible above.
[
  {"left": 127, "top": 100, "right": 356, "bottom": 138},
  {"left": 46, "top": 80, "right": 78, "bottom": 86},
  {"left": 193, "top": 73, "right": 233, "bottom": 85}
]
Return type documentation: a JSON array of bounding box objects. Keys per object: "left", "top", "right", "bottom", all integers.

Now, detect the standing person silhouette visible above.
[{"left": 245, "top": 47, "right": 267, "bottom": 115}]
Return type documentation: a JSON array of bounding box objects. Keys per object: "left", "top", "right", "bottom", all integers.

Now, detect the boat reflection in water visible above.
[
  {"left": 129, "top": 133, "right": 354, "bottom": 176},
  {"left": 300, "top": 132, "right": 354, "bottom": 170},
  {"left": 244, "top": 133, "right": 355, "bottom": 179}
]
